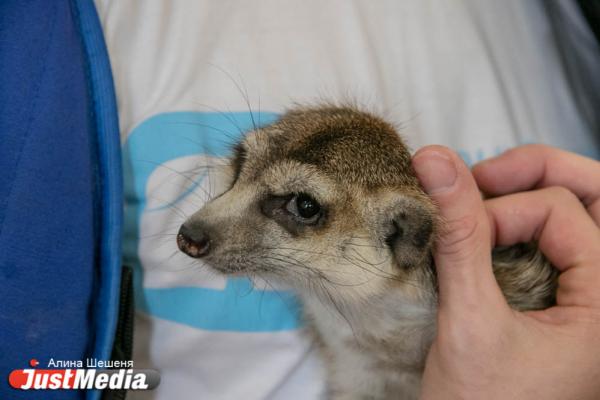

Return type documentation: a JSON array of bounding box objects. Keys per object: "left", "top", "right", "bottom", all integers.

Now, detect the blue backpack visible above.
[{"left": 0, "top": 1, "right": 128, "bottom": 399}]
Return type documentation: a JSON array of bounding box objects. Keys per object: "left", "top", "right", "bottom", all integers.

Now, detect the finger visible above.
[
  {"left": 473, "top": 144, "right": 600, "bottom": 224},
  {"left": 413, "top": 146, "right": 505, "bottom": 314},
  {"left": 485, "top": 187, "right": 600, "bottom": 271}
]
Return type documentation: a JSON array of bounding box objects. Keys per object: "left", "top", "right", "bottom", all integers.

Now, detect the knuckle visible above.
[
  {"left": 436, "top": 214, "right": 481, "bottom": 257},
  {"left": 544, "top": 185, "right": 579, "bottom": 205},
  {"left": 522, "top": 143, "right": 551, "bottom": 153},
  {"left": 505, "top": 143, "right": 549, "bottom": 159}
]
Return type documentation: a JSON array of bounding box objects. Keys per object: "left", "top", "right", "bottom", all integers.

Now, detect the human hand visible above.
[{"left": 412, "top": 144, "right": 600, "bottom": 399}]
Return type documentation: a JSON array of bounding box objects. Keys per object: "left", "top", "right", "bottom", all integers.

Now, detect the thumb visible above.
[{"left": 412, "top": 146, "right": 503, "bottom": 315}]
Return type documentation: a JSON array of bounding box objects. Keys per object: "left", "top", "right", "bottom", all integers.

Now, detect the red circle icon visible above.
[
  {"left": 9, "top": 370, "right": 29, "bottom": 389},
  {"left": 29, "top": 359, "right": 39, "bottom": 367}
]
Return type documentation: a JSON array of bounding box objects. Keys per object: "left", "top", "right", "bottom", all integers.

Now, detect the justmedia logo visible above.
[
  {"left": 8, "top": 359, "right": 160, "bottom": 390},
  {"left": 123, "top": 111, "right": 302, "bottom": 332}
]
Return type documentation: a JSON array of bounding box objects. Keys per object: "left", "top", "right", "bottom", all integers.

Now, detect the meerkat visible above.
[{"left": 176, "top": 105, "right": 558, "bottom": 400}]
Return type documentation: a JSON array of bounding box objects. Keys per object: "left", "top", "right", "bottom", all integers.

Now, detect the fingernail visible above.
[{"left": 413, "top": 151, "right": 457, "bottom": 194}]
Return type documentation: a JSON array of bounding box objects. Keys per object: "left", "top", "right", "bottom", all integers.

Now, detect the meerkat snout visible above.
[{"left": 177, "top": 223, "right": 211, "bottom": 258}]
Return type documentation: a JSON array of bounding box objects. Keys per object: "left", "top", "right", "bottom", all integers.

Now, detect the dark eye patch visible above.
[
  {"left": 230, "top": 143, "right": 247, "bottom": 184},
  {"left": 260, "top": 193, "right": 327, "bottom": 236}
]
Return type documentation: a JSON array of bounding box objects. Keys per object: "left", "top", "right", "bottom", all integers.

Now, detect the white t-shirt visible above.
[{"left": 95, "top": 1, "right": 599, "bottom": 399}]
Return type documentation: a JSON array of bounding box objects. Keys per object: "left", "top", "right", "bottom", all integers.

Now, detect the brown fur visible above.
[{"left": 179, "top": 104, "right": 558, "bottom": 399}]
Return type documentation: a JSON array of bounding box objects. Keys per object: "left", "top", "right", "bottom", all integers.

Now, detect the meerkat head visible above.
[{"left": 177, "top": 105, "right": 437, "bottom": 304}]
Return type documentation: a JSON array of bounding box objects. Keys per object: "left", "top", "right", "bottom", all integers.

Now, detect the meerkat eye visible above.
[
  {"left": 296, "top": 194, "right": 320, "bottom": 218},
  {"left": 285, "top": 193, "right": 321, "bottom": 223}
]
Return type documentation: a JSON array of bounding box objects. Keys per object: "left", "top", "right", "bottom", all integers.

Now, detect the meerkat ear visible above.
[{"left": 385, "top": 196, "right": 435, "bottom": 269}]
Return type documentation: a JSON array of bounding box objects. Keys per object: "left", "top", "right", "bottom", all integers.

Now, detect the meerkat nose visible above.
[{"left": 177, "top": 223, "right": 211, "bottom": 258}]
